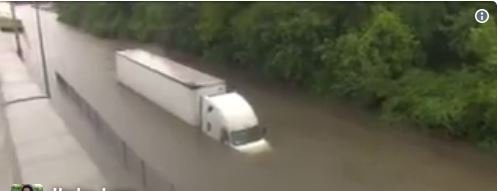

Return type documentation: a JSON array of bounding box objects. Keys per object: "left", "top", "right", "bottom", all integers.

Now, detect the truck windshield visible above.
[{"left": 230, "top": 126, "right": 264, "bottom": 146}]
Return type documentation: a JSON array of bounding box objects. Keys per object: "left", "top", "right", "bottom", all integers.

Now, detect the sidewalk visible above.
[
  {"left": 0, "top": 90, "right": 18, "bottom": 191},
  {"left": 0, "top": 31, "right": 112, "bottom": 190},
  {"left": 0, "top": 29, "right": 18, "bottom": 190},
  {"left": 0, "top": 9, "right": 22, "bottom": 188}
]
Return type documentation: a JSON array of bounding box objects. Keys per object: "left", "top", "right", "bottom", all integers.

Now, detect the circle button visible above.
[{"left": 475, "top": 9, "right": 490, "bottom": 24}]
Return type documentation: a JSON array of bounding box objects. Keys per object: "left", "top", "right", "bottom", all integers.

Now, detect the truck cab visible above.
[{"left": 202, "top": 92, "right": 269, "bottom": 153}]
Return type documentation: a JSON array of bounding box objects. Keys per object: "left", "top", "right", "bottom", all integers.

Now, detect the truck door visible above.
[{"left": 201, "top": 101, "right": 219, "bottom": 140}]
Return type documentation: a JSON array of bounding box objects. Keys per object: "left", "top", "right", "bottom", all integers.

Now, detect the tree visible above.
[{"left": 315, "top": 6, "right": 419, "bottom": 102}]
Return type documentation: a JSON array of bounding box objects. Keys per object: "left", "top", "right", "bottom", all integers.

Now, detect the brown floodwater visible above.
[{"left": 15, "top": 5, "right": 496, "bottom": 191}]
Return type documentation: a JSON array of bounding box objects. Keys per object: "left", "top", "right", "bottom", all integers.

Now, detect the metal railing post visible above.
[
  {"left": 10, "top": 2, "right": 23, "bottom": 60},
  {"left": 35, "top": 3, "right": 51, "bottom": 98}
]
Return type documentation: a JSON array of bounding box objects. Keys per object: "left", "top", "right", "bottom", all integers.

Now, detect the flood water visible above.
[{"left": 14, "top": 5, "right": 496, "bottom": 191}]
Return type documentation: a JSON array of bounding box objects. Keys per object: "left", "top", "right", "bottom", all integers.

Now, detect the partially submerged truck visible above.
[{"left": 116, "top": 49, "right": 269, "bottom": 153}]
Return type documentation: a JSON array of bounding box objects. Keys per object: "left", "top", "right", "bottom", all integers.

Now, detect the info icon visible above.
[
  {"left": 475, "top": 9, "right": 490, "bottom": 24},
  {"left": 11, "top": 184, "right": 43, "bottom": 191}
]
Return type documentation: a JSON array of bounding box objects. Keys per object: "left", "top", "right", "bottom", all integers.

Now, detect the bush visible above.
[
  {"left": 383, "top": 69, "right": 495, "bottom": 147},
  {"left": 315, "top": 6, "right": 420, "bottom": 101}
]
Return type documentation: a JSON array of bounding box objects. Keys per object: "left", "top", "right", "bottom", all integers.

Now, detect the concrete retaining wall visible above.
[
  {"left": 56, "top": 72, "right": 176, "bottom": 191},
  {"left": 0, "top": 51, "right": 110, "bottom": 190}
]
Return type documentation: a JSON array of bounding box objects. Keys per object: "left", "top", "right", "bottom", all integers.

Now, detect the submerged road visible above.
[{"left": 15, "top": 5, "right": 496, "bottom": 191}]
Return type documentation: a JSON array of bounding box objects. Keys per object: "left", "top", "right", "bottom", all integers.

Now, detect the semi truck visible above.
[{"left": 115, "top": 49, "right": 269, "bottom": 153}]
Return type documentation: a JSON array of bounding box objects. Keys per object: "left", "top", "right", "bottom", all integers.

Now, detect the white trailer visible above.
[{"left": 116, "top": 49, "right": 269, "bottom": 153}]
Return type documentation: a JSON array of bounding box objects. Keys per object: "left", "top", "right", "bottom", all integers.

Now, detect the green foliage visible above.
[
  {"left": 127, "top": 3, "right": 169, "bottom": 42},
  {"left": 55, "top": 2, "right": 84, "bottom": 25},
  {"left": 466, "top": 17, "right": 497, "bottom": 74},
  {"left": 196, "top": 2, "right": 248, "bottom": 64},
  {"left": 10, "top": 184, "right": 43, "bottom": 191},
  {"left": 231, "top": 3, "right": 327, "bottom": 82},
  {"left": 55, "top": 2, "right": 131, "bottom": 37},
  {"left": 383, "top": 69, "right": 496, "bottom": 147},
  {"left": 316, "top": 6, "right": 419, "bottom": 101},
  {"left": 56, "top": 2, "right": 496, "bottom": 149},
  {"left": 230, "top": 3, "right": 303, "bottom": 69},
  {"left": 10, "top": 184, "right": 20, "bottom": 191},
  {"left": 389, "top": 2, "right": 448, "bottom": 69}
]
